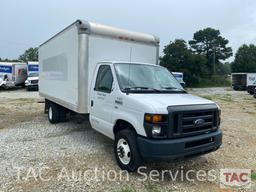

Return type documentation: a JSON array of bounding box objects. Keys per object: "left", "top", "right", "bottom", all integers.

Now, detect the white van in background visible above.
[
  {"left": 0, "top": 62, "right": 27, "bottom": 88},
  {"left": 25, "top": 61, "right": 39, "bottom": 91},
  {"left": 172, "top": 72, "right": 185, "bottom": 87}
]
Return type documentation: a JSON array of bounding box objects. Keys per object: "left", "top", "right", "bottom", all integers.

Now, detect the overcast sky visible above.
[{"left": 1, "top": 0, "right": 256, "bottom": 61}]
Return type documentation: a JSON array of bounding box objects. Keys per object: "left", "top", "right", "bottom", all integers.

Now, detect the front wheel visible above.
[{"left": 114, "top": 129, "right": 142, "bottom": 172}]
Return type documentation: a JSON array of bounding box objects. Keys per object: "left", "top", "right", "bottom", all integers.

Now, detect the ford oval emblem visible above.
[{"left": 194, "top": 119, "right": 205, "bottom": 126}]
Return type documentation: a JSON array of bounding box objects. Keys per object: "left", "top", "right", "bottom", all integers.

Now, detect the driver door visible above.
[{"left": 90, "top": 64, "right": 115, "bottom": 138}]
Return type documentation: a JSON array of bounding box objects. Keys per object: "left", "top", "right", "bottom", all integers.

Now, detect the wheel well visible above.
[{"left": 113, "top": 120, "right": 137, "bottom": 135}]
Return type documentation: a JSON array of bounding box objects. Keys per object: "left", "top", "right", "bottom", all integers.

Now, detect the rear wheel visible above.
[
  {"left": 114, "top": 129, "right": 142, "bottom": 172},
  {"left": 48, "top": 102, "right": 60, "bottom": 124},
  {"left": 59, "top": 107, "right": 68, "bottom": 122}
]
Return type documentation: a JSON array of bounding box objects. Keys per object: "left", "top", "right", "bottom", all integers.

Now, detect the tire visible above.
[
  {"left": 59, "top": 106, "right": 68, "bottom": 122},
  {"left": 48, "top": 102, "right": 60, "bottom": 124},
  {"left": 114, "top": 129, "right": 142, "bottom": 172}
]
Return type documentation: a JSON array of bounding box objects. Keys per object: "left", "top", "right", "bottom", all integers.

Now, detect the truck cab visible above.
[
  {"left": 25, "top": 61, "right": 39, "bottom": 91},
  {"left": 88, "top": 61, "right": 222, "bottom": 171}
]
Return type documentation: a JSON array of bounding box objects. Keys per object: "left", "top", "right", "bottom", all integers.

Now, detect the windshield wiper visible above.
[
  {"left": 123, "top": 86, "right": 162, "bottom": 93},
  {"left": 161, "top": 86, "right": 179, "bottom": 90},
  {"left": 161, "top": 86, "right": 187, "bottom": 93}
]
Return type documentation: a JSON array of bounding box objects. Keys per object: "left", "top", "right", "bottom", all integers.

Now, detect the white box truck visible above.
[
  {"left": 25, "top": 61, "right": 39, "bottom": 91},
  {"left": 231, "top": 73, "right": 256, "bottom": 94},
  {"left": 39, "top": 20, "right": 222, "bottom": 171},
  {"left": 0, "top": 62, "right": 27, "bottom": 88},
  {"left": 246, "top": 73, "right": 256, "bottom": 94}
]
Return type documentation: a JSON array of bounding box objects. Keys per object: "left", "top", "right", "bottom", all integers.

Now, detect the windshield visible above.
[
  {"left": 28, "top": 73, "right": 38, "bottom": 77},
  {"left": 114, "top": 63, "right": 185, "bottom": 93}
]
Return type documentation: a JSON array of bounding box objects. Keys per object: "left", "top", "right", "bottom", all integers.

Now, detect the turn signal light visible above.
[
  {"left": 152, "top": 115, "right": 163, "bottom": 123},
  {"left": 144, "top": 114, "right": 166, "bottom": 123}
]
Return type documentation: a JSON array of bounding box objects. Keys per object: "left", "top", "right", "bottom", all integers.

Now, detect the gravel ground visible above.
[{"left": 0, "top": 87, "right": 255, "bottom": 192}]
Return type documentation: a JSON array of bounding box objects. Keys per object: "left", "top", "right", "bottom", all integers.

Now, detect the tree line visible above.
[
  {"left": 160, "top": 28, "right": 256, "bottom": 86},
  {"left": 0, "top": 47, "right": 38, "bottom": 63}
]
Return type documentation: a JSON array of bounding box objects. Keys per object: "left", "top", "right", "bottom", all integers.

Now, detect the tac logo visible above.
[{"left": 220, "top": 169, "right": 251, "bottom": 189}]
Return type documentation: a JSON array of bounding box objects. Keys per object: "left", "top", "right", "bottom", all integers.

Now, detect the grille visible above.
[
  {"left": 31, "top": 80, "right": 38, "bottom": 84},
  {"left": 168, "top": 104, "right": 219, "bottom": 138}
]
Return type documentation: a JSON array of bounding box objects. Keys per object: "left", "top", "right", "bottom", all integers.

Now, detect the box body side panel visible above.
[{"left": 39, "top": 25, "right": 79, "bottom": 111}]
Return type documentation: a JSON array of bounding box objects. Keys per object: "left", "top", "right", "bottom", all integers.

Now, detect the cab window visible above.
[{"left": 94, "top": 65, "right": 113, "bottom": 93}]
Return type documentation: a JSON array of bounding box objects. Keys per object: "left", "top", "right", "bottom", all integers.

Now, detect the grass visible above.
[
  {"left": 144, "top": 183, "right": 161, "bottom": 192},
  {"left": 245, "top": 111, "right": 256, "bottom": 115},
  {"left": 200, "top": 95, "right": 214, "bottom": 100},
  {"left": 11, "top": 98, "right": 36, "bottom": 103},
  {"left": 119, "top": 186, "right": 136, "bottom": 192},
  {"left": 199, "top": 94, "right": 233, "bottom": 102},
  {"left": 251, "top": 172, "right": 256, "bottom": 181},
  {"left": 218, "top": 94, "right": 232, "bottom": 102},
  {"left": 0, "top": 112, "right": 6, "bottom": 115},
  {"left": 190, "top": 76, "right": 231, "bottom": 88}
]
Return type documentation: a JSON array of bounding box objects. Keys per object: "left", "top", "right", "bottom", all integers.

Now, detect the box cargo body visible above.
[
  {"left": 39, "top": 20, "right": 159, "bottom": 114},
  {"left": 231, "top": 73, "right": 247, "bottom": 90},
  {"left": 231, "top": 73, "right": 256, "bottom": 93},
  {"left": 0, "top": 62, "right": 27, "bottom": 87},
  {"left": 27, "top": 61, "right": 39, "bottom": 75}
]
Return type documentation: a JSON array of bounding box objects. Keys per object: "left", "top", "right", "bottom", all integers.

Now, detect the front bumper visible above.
[
  {"left": 137, "top": 130, "right": 222, "bottom": 160},
  {"left": 4, "top": 81, "right": 15, "bottom": 87},
  {"left": 26, "top": 84, "right": 38, "bottom": 87}
]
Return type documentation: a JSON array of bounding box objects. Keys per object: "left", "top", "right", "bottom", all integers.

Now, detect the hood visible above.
[{"left": 128, "top": 93, "right": 215, "bottom": 113}]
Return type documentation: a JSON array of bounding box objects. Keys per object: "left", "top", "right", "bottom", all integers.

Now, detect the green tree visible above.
[
  {"left": 231, "top": 44, "right": 256, "bottom": 72},
  {"left": 189, "top": 28, "right": 232, "bottom": 74},
  {"left": 19, "top": 47, "right": 38, "bottom": 62},
  {"left": 160, "top": 39, "right": 208, "bottom": 86},
  {"left": 217, "top": 62, "right": 231, "bottom": 75}
]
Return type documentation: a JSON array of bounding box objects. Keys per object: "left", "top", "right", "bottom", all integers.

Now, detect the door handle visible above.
[{"left": 91, "top": 100, "right": 93, "bottom": 107}]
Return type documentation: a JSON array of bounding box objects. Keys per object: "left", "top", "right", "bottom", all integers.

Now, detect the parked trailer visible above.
[
  {"left": 0, "top": 62, "right": 27, "bottom": 88},
  {"left": 231, "top": 73, "right": 256, "bottom": 93},
  {"left": 25, "top": 61, "right": 39, "bottom": 91},
  {"left": 39, "top": 20, "right": 222, "bottom": 171},
  {"left": 231, "top": 73, "right": 247, "bottom": 91}
]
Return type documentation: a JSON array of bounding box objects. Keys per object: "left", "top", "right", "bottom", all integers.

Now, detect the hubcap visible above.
[
  {"left": 49, "top": 107, "right": 53, "bottom": 120},
  {"left": 117, "top": 138, "right": 131, "bottom": 165}
]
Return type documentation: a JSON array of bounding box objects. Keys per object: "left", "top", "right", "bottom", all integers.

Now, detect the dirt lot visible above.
[{"left": 0, "top": 88, "right": 255, "bottom": 192}]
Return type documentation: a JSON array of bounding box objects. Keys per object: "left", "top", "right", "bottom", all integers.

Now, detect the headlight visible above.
[
  {"left": 144, "top": 114, "right": 168, "bottom": 138},
  {"left": 152, "top": 126, "right": 161, "bottom": 136}
]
